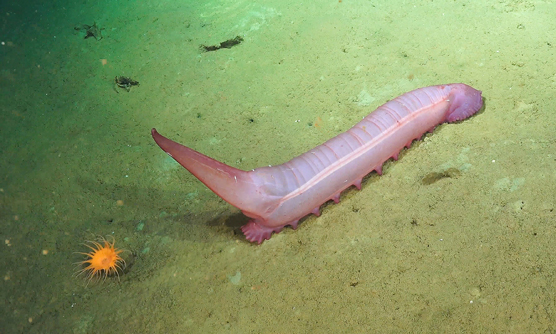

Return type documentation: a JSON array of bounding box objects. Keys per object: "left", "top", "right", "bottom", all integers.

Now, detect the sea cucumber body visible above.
[
  {"left": 151, "top": 83, "right": 483, "bottom": 244},
  {"left": 240, "top": 84, "right": 482, "bottom": 242}
]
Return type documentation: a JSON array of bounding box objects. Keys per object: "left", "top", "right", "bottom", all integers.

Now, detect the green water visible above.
[{"left": 1, "top": 0, "right": 556, "bottom": 332}]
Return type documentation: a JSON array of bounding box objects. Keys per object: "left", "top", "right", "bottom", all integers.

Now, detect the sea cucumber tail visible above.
[{"left": 151, "top": 129, "right": 260, "bottom": 212}]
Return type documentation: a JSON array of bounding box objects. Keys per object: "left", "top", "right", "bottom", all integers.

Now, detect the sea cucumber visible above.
[{"left": 152, "top": 83, "right": 483, "bottom": 243}]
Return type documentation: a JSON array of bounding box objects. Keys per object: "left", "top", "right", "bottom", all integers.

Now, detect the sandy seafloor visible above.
[{"left": 1, "top": 0, "right": 556, "bottom": 332}]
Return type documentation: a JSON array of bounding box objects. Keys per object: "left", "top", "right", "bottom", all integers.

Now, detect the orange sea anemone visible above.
[{"left": 76, "top": 237, "right": 126, "bottom": 282}]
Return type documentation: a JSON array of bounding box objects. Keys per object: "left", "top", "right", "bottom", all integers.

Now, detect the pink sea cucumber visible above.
[{"left": 152, "top": 83, "right": 483, "bottom": 243}]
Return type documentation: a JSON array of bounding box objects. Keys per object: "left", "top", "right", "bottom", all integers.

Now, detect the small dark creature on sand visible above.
[
  {"left": 114, "top": 76, "right": 139, "bottom": 93},
  {"left": 74, "top": 22, "right": 104, "bottom": 41}
]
